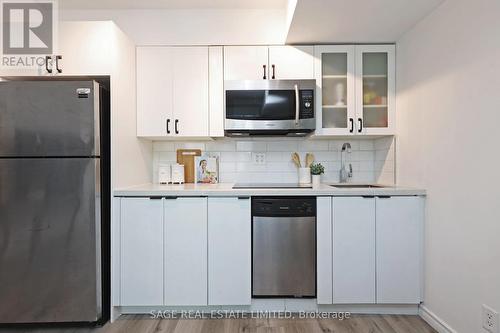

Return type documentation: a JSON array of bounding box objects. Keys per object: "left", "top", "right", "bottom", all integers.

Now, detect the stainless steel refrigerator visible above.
[{"left": 0, "top": 80, "right": 110, "bottom": 324}]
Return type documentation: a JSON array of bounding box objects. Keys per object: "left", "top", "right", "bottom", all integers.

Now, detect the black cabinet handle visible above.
[
  {"left": 237, "top": 196, "right": 250, "bottom": 200},
  {"left": 358, "top": 118, "right": 363, "bottom": 133},
  {"left": 349, "top": 118, "right": 354, "bottom": 133},
  {"left": 55, "top": 55, "right": 62, "bottom": 73},
  {"left": 271, "top": 64, "right": 275, "bottom": 79},
  {"left": 45, "top": 55, "right": 52, "bottom": 73},
  {"left": 262, "top": 65, "right": 267, "bottom": 80},
  {"left": 175, "top": 119, "right": 179, "bottom": 134},
  {"left": 149, "top": 196, "right": 163, "bottom": 200},
  {"left": 166, "top": 119, "right": 171, "bottom": 134}
]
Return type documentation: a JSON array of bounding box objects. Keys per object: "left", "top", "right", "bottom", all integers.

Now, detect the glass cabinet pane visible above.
[
  {"left": 321, "top": 53, "right": 348, "bottom": 129},
  {"left": 362, "top": 52, "right": 388, "bottom": 128}
]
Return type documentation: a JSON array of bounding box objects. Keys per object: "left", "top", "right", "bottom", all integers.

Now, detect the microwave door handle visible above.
[{"left": 294, "top": 84, "right": 299, "bottom": 125}]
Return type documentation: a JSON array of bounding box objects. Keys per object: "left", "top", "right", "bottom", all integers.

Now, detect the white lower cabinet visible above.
[
  {"left": 164, "top": 197, "right": 208, "bottom": 305},
  {"left": 208, "top": 197, "right": 251, "bottom": 305},
  {"left": 333, "top": 197, "right": 376, "bottom": 303},
  {"left": 316, "top": 197, "right": 333, "bottom": 304},
  {"left": 316, "top": 196, "right": 423, "bottom": 305},
  {"left": 119, "top": 196, "right": 252, "bottom": 307},
  {"left": 120, "top": 198, "right": 164, "bottom": 306},
  {"left": 376, "top": 196, "right": 424, "bottom": 304}
]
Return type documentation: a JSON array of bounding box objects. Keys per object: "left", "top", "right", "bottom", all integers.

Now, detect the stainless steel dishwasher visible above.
[{"left": 252, "top": 197, "right": 316, "bottom": 298}]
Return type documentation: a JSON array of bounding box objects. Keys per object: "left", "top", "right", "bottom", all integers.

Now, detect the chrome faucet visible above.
[{"left": 340, "top": 143, "right": 353, "bottom": 183}]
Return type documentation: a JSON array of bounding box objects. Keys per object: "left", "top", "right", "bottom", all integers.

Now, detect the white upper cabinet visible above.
[
  {"left": 137, "top": 47, "right": 173, "bottom": 137},
  {"left": 224, "top": 45, "right": 314, "bottom": 81},
  {"left": 314, "top": 44, "right": 395, "bottom": 137},
  {"left": 171, "top": 47, "right": 209, "bottom": 137},
  {"left": 355, "top": 45, "right": 396, "bottom": 135},
  {"left": 0, "top": 21, "right": 117, "bottom": 77},
  {"left": 136, "top": 46, "right": 210, "bottom": 138},
  {"left": 376, "top": 196, "right": 423, "bottom": 304},
  {"left": 224, "top": 46, "right": 269, "bottom": 81},
  {"left": 314, "top": 45, "right": 356, "bottom": 136},
  {"left": 268, "top": 46, "right": 314, "bottom": 79}
]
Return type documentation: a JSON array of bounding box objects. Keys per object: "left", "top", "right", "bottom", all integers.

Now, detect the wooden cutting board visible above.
[{"left": 176, "top": 149, "right": 202, "bottom": 183}]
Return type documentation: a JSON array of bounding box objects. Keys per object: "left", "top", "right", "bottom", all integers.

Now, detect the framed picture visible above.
[{"left": 194, "top": 155, "right": 219, "bottom": 184}]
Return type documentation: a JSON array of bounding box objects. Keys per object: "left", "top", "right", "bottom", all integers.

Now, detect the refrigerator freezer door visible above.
[
  {"left": 0, "top": 81, "right": 100, "bottom": 157},
  {"left": 0, "top": 158, "right": 101, "bottom": 323}
]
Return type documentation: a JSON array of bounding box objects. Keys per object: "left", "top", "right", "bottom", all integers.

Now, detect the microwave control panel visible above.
[{"left": 299, "top": 90, "right": 314, "bottom": 119}]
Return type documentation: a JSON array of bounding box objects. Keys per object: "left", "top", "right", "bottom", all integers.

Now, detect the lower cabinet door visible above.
[
  {"left": 333, "top": 197, "right": 376, "bottom": 303},
  {"left": 164, "top": 197, "right": 208, "bottom": 305},
  {"left": 208, "top": 197, "right": 251, "bottom": 305},
  {"left": 316, "top": 197, "right": 333, "bottom": 304},
  {"left": 376, "top": 196, "right": 424, "bottom": 304},
  {"left": 120, "top": 198, "right": 164, "bottom": 306}
]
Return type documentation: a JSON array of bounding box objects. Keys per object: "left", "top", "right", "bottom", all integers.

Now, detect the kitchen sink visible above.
[{"left": 330, "top": 184, "right": 387, "bottom": 188}]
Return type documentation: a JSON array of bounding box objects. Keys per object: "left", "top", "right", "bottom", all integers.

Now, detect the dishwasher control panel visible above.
[{"left": 252, "top": 197, "right": 316, "bottom": 217}]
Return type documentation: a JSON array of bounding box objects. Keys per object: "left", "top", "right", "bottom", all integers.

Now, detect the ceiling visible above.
[
  {"left": 286, "top": 0, "right": 445, "bottom": 43},
  {"left": 59, "top": 0, "right": 446, "bottom": 44},
  {"left": 59, "top": 0, "right": 287, "bottom": 10}
]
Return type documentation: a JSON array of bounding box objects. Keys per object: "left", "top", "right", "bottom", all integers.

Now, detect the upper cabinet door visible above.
[
  {"left": 224, "top": 46, "right": 269, "bottom": 80},
  {"left": 136, "top": 47, "right": 173, "bottom": 137},
  {"left": 171, "top": 47, "right": 209, "bottom": 137},
  {"left": 314, "top": 45, "right": 356, "bottom": 136},
  {"left": 355, "top": 45, "right": 395, "bottom": 135},
  {"left": 268, "top": 46, "right": 314, "bottom": 80}
]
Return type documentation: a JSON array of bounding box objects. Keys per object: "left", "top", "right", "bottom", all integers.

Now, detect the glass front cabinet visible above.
[{"left": 314, "top": 45, "right": 395, "bottom": 136}]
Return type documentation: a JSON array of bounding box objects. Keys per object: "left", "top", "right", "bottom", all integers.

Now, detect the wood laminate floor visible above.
[{"left": 0, "top": 314, "right": 436, "bottom": 333}]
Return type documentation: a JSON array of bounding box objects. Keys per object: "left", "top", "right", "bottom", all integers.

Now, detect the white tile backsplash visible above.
[
  {"left": 236, "top": 141, "right": 267, "bottom": 152},
  {"left": 152, "top": 137, "right": 396, "bottom": 184}
]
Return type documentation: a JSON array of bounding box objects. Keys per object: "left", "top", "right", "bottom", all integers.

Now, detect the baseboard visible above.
[
  {"left": 419, "top": 305, "right": 457, "bottom": 333},
  {"left": 116, "top": 302, "right": 419, "bottom": 316}
]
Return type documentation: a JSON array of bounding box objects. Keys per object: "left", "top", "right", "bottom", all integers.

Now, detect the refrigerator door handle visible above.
[
  {"left": 93, "top": 82, "right": 101, "bottom": 156},
  {"left": 94, "top": 157, "right": 103, "bottom": 318},
  {"left": 45, "top": 55, "right": 52, "bottom": 73},
  {"left": 55, "top": 55, "right": 62, "bottom": 73}
]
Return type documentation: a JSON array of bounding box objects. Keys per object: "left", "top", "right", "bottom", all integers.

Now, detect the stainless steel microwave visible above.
[{"left": 224, "top": 80, "right": 316, "bottom": 136}]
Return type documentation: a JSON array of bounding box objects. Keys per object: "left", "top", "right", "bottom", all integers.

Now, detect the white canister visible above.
[
  {"left": 158, "top": 164, "right": 171, "bottom": 184},
  {"left": 298, "top": 167, "right": 311, "bottom": 184},
  {"left": 171, "top": 164, "right": 185, "bottom": 184},
  {"left": 312, "top": 174, "right": 321, "bottom": 188}
]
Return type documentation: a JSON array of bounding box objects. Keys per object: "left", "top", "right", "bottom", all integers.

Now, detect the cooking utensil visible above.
[
  {"left": 305, "top": 153, "right": 314, "bottom": 168},
  {"left": 291, "top": 152, "right": 301, "bottom": 168}
]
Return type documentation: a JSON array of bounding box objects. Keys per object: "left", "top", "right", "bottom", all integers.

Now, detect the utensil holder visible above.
[{"left": 299, "top": 167, "right": 311, "bottom": 184}]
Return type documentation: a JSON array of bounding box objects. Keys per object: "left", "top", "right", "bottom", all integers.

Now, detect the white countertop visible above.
[{"left": 114, "top": 183, "right": 426, "bottom": 197}]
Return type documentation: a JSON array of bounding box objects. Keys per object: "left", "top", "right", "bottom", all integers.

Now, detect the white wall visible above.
[
  {"left": 60, "top": 9, "right": 286, "bottom": 45},
  {"left": 59, "top": 21, "right": 152, "bottom": 188},
  {"left": 396, "top": 0, "right": 500, "bottom": 332}
]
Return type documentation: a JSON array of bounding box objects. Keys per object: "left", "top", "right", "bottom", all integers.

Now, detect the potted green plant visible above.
[{"left": 310, "top": 163, "right": 325, "bottom": 187}]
